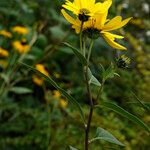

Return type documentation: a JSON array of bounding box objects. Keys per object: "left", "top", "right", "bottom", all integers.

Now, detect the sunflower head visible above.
[
  {"left": 21, "top": 39, "right": 28, "bottom": 45},
  {"left": 78, "top": 8, "right": 91, "bottom": 22}
]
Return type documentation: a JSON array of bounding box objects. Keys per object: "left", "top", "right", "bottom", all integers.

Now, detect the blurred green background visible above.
[{"left": 0, "top": 0, "right": 150, "bottom": 149}]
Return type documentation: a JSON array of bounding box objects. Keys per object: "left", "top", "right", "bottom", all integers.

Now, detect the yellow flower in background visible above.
[
  {"left": 0, "top": 30, "right": 12, "bottom": 38},
  {"left": 53, "top": 90, "right": 61, "bottom": 98},
  {"left": 53, "top": 72, "right": 60, "bottom": 78},
  {"left": 0, "top": 60, "right": 8, "bottom": 68},
  {"left": 60, "top": 98, "right": 68, "bottom": 108},
  {"left": 12, "top": 26, "right": 29, "bottom": 35},
  {"left": 62, "top": 0, "right": 112, "bottom": 21},
  {"left": 32, "top": 64, "right": 49, "bottom": 86},
  {"left": 32, "top": 75, "right": 44, "bottom": 86},
  {"left": 0, "top": 47, "right": 9, "bottom": 57},
  {"left": 52, "top": 90, "right": 68, "bottom": 108},
  {"left": 12, "top": 40, "right": 30, "bottom": 53},
  {"left": 35, "top": 64, "right": 49, "bottom": 76},
  {"left": 61, "top": 8, "right": 132, "bottom": 50}
]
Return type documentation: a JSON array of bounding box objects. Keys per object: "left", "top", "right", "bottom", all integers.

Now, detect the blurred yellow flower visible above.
[
  {"left": 53, "top": 72, "right": 60, "bottom": 78},
  {"left": 0, "top": 47, "right": 9, "bottom": 57},
  {"left": 12, "top": 40, "right": 30, "bottom": 53},
  {"left": 0, "top": 60, "right": 8, "bottom": 68},
  {"left": 60, "top": 98, "right": 68, "bottom": 108},
  {"left": 52, "top": 90, "right": 67, "bottom": 108},
  {"left": 62, "top": 0, "right": 112, "bottom": 22},
  {"left": 0, "top": 30, "right": 12, "bottom": 38},
  {"left": 12, "top": 26, "right": 29, "bottom": 35},
  {"left": 61, "top": 2, "right": 132, "bottom": 50},
  {"left": 32, "top": 64, "right": 49, "bottom": 86},
  {"left": 53, "top": 90, "right": 61, "bottom": 98},
  {"left": 35, "top": 64, "right": 49, "bottom": 76},
  {"left": 32, "top": 75, "right": 43, "bottom": 86}
]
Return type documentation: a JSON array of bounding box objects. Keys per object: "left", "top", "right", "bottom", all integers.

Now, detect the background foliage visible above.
[{"left": 0, "top": 0, "right": 150, "bottom": 150}]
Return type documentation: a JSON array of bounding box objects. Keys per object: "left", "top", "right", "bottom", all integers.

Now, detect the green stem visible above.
[
  {"left": 84, "top": 40, "right": 94, "bottom": 150},
  {"left": 96, "top": 80, "right": 105, "bottom": 102},
  {"left": 80, "top": 21, "right": 84, "bottom": 54},
  {"left": 87, "top": 40, "right": 94, "bottom": 65},
  {"left": 79, "top": 20, "right": 95, "bottom": 150},
  {"left": 83, "top": 36, "right": 86, "bottom": 57}
]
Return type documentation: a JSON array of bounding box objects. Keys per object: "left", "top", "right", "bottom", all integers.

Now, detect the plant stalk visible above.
[
  {"left": 79, "top": 22, "right": 94, "bottom": 150},
  {"left": 84, "top": 41, "right": 94, "bottom": 150}
]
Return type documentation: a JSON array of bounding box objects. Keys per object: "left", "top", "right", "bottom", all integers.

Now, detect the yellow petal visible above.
[
  {"left": 80, "top": 0, "right": 87, "bottom": 8},
  {"left": 95, "top": 11, "right": 108, "bottom": 29},
  {"left": 72, "top": 25, "right": 80, "bottom": 34},
  {"left": 116, "top": 17, "right": 132, "bottom": 29},
  {"left": 102, "top": 16, "right": 122, "bottom": 31},
  {"left": 93, "top": 0, "right": 112, "bottom": 14},
  {"left": 62, "top": 4, "right": 79, "bottom": 15},
  {"left": 86, "top": 0, "right": 96, "bottom": 8},
  {"left": 61, "top": 9, "right": 81, "bottom": 33},
  {"left": 103, "top": 16, "right": 132, "bottom": 31},
  {"left": 101, "top": 31, "right": 124, "bottom": 39},
  {"left": 74, "top": 0, "right": 81, "bottom": 8},
  {"left": 102, "top": 32, "right": 127, "bottom": 50},
  {"left": 61, "top": 9, "right": 76, "bottom": 25}
]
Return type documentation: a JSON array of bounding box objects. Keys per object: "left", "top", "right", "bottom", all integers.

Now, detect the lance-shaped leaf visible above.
[
  {"left": 69, "top": 146, "right": 78, "bottom": 150},
  {"left": 90, "top": 127, "right": 124, "bottom": 146},
  {"left": 131, "top": 92, "right": 150, "bottom": 111},
  {"left": 88, "top": 68, "right": 101, "bottom": 87},
  {"left": 63, "top": 42, "right": 87, "bottom": 65},
  {"left": 101, "top": 102, "right": 150, "bottom": 133},
  {"left": 127, "top": 102, "right": 150, "bottom": 111},
  {"left": 19, "top": 62, "right": 86, "bottom": 125},
  {"left": 9, "top": 87, "right": 33, "bottom": 94}
]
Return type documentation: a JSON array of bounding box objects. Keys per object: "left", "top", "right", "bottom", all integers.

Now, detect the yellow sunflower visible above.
[
  {"left": 62, "top": 0, "right": 112, "bottom": 22},
  {"left": 35, "top": 64, "right": 49, "bottom": 77},
  {"left": 12, "top": 39, "right": 30, "bottom": 53},
  {"left": 32, "top": 75, "right": 44, "bottom": 86},
  {"left": 60, "top": 98, "right": 68, "bottom": 108},
  {"left": 32, "top": 64, "right": 49, "bottom": 86},
  {"left": 12, "top": 26, "right": 29, "bottom": 35},
  {"left": 61, "top": 9, "right": 132, "bottom": 50},
  {"left": 0, "top": 47, "right": 9, "bottom": 57},
  {"left": 0, "top": 30, "right": 12, "bottom": 38}
]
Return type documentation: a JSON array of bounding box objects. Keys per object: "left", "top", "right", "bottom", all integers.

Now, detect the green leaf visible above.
[
  {"left": 99, "top": 64, "right": 105, "bottom": 75},
  {"left": 63, "top": 42, "right": 87, "bottom": 65},
  {"left": 102, "top": 63, "right": 119, "bottom": 81},
  {"left": 19, "top": 62, "right": 86, "bottom": 125},
  {"left": 101, "top": 102, "right": 150, "bottom": 133},
  {"left": 90, "top": 127, "right": 124, "bottom": 146},
  {"left": 9, "top": 87, "right": 33, "bottom": 94},
  {"left": 131, "top": 92, "right": 150, "bottom": 111},
  {"left": 69, "top": 146, "right": 78, "bottom": 150},
  {"left": 88, "top": 68, "right": 101, "bottom": 87},
  {"left": 127, "top": 102, "right": 150, "bottom": 111}
]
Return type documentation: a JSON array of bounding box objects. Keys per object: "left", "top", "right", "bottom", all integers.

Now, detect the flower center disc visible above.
[
  {"left": 83, "top": 28, "right": 100, "bottom": 39},
  {"left": 78, "top": 8, "right": 90, "bottom": 22}
]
